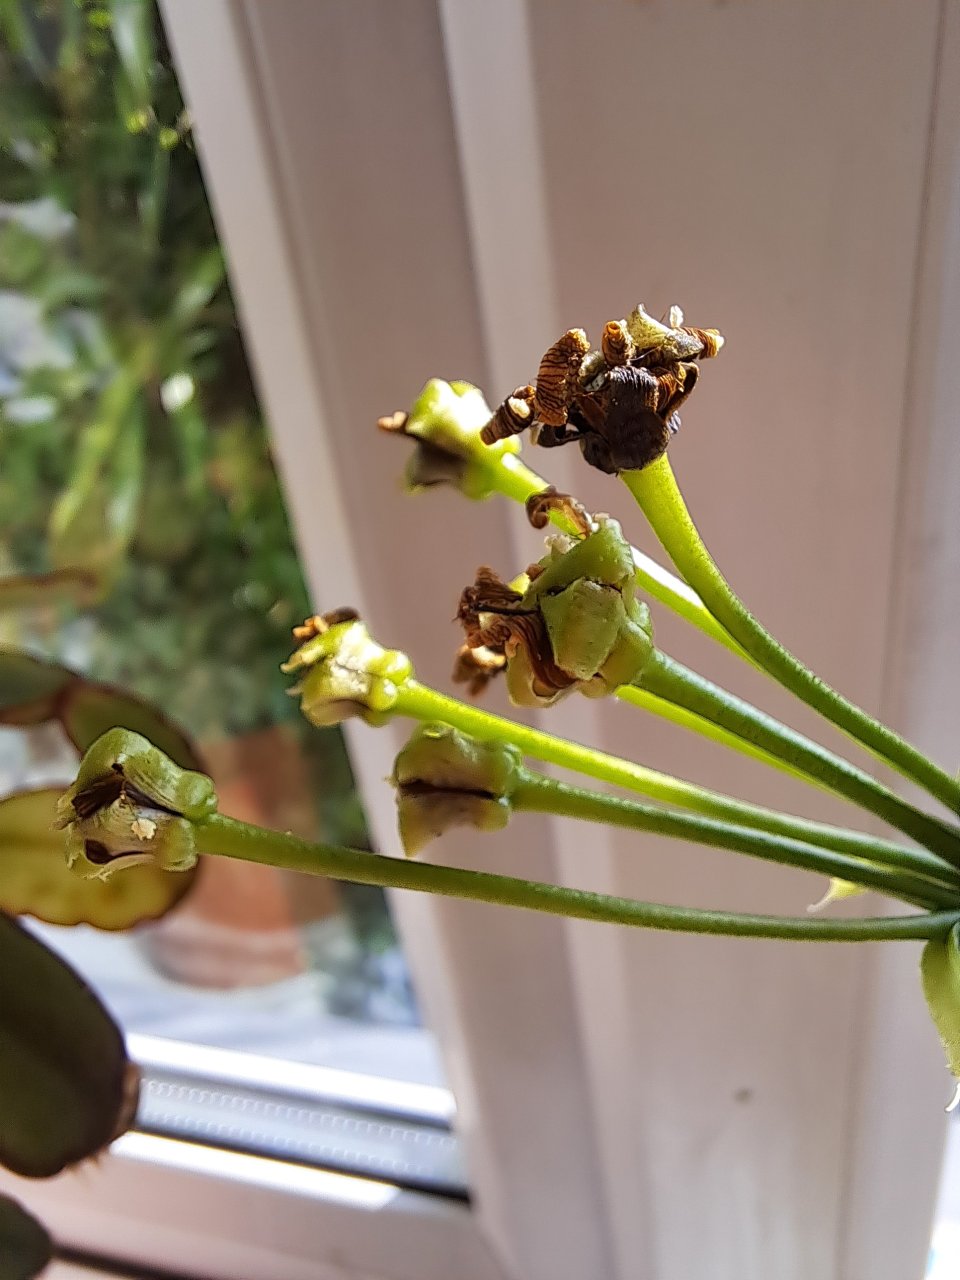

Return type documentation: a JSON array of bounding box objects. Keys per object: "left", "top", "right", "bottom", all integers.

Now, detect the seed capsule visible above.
[{"left": 535, "top": 329, "right": 591, "bottom": 426}]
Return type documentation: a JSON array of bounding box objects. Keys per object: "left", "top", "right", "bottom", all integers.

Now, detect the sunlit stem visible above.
[
  {"left": 195, "top": 813, "right": 958, "bottom": 943},
  {"left": 633, "top": 649, "right": 960, "bottom": 864},
  {"left": 392, "top": 682, "right": 960, "bottom": 890},
  {"left": 622, "top": 456, "right": 960, "bottom": 814},
  {"left": 490, "top": 453, "right": 745, "bottom": 657},
  {"left": 512, "top": 773, "right": 959, "bottom": 911}
]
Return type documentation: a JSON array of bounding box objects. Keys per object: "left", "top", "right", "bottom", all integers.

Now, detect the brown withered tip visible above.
[
  {"left": 535, "top": 328, "right": 591, "bottom": 426},
  {"left": 601, "top": 320, "right": 634, "bottom": 368},
  {"left": 525, "top": 487, "right": 593, "bottom": 536},
  {"left": 377, "top": 410, "right": 409, "bottom": 434},
  {"left": 480, "top": 385, "right": 536, "bottom": 445},
  {"left": 292, "top": 607, "right": 360, "bottom": 642},
  {"left": 680, "top": 327, "right": 723, "bottom": 359},
  {"left": 452, "top": 642, "right": 507, "bottom": 697}
]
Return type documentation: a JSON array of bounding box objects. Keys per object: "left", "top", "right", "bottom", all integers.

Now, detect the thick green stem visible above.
[
  {"left": 195, "top": 813, "right": 957, "bottom": 943},
  {"left": 513, "top": 774, "right": 959, "bottom": 911},
  {"left": 637, "top": 650, "right": 960, "bottom": 863},
  {"left": 491, "top": 454, "right": 745, "bottom": 657},
  {"left": 616, "top": 683, "right": 808, "bottom": 783},
  {"left": 394, "top": 681, "right": 960, "bottom": 890},
  {"left": 623, "top": 456, "right": 960, "bottom": 813}
]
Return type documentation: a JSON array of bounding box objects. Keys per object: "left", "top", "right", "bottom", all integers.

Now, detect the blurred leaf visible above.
[
  {"left": 0, "top": 911, "right": 138, "bottom": 1177},
  {"left": 0, "top": 1194, "right": 52, "bottom": 1280},
  {"left": 0, "top": 567, "right": 98, "bottom": 611},
  {"left": 167, "top": 246, "right": 224, "bottom": 330},
  {"left": 109, "top": 0, "right": 153, "bottom": 112},
  {"left": 0, "top": 649, "right": 72, "bottom": 726},
  {"left": 59, "top": 679, "right": 203, "bottom": 770},
  {"left": 0, "top": 787, "right": 197, "bottom": 929},
  {"left": 48, "top": 387, "right": 145, "bottom": 588}
]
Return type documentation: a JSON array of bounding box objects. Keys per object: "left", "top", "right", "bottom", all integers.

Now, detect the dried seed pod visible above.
[
  {"left": 480, "top": 385, "right": 536, "bottom": 445},
  {"left": 535, "top": 328, "right": 591, "bottom": 426},
  {"left": 601, "top": 320, "right": 634, "bottom": 368},
  {"left": 525, "top": 487, "right": 593, "bottom": 536}
]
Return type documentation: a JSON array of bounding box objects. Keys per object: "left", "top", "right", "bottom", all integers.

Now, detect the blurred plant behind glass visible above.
[{"left": 0, "top": 0, "right": 371, "bottom": 858}]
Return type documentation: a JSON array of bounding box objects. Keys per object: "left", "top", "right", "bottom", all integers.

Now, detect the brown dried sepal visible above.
[
  {"left": 525, "top": 487, "right": 593, "bottom": 536},
  {"left": 480, "top": 385, "right": 536, "bottom": 445},
  {"left": 535, "top": 328, "right": 591, "bottom": 426},
  {"left": 292, "top": 608, "right": 360, "bottom": 643},
  {"left": 456, "top": 568, "right": 575, "bottom": 702},
  {"left": 452, "top": 643, "right": 507, "bottom": 696},
  {"left": 377, "top": 411, "right": 409, "bottom": 435}
]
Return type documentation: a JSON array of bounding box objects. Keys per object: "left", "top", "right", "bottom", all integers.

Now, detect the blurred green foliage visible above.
[{"left": 0, "top": 0, "right": 335, "bottom": 756}]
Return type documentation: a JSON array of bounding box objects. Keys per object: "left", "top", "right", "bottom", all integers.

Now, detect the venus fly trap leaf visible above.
[
  {"left": 0, "top": 787, "right": 195, "bottom": 927},
  {"left": 58, "top": 680, "right": 202, "bottom": 768},
  {"left": 0, "top": 1195, "right": 52, "bottom": 1280},
  {"left": 0, "top": 913, "right": 138, "bottom": 1178},
  {"left": 0, "top": 650, "right": 73, "bottom": 727}
]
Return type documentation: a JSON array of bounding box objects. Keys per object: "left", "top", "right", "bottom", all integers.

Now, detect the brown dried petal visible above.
[
  {"left": 457, "top": 567, "right": 525, "bottom": 647},
  {"left": 452, "top": 643, "right": 507, "bottom": 697},
  {"left": 535, "top": 328, "right": 591, "bottom": 426},
  {"left": 376, "top": 411, "right": 410, "bottom": 435},
  {"left": 680, "top": 327, "right": 723, "bottom": 358},
  {"left": 525, "top": 487, "right": 593, "bottom": 536},
  {"left": 292, "top": 608, "right": 360, "bottom": 642}
]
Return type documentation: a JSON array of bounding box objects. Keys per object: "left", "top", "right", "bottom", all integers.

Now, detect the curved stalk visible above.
[
  {"left": 513, "top": 774, "right": 959, "bottom": 911},
  {"left": 616, "top": 683, "right": 808, "bottom": 783},
  {"left": 491, "top": 454, "right": 745, "bottom": 657},
  {"left": 196, "top": 812, "right": 958, "bottom": 943},
  {"left": 635, "top": 650, "right": 960, "bottom": 864},
  {"left": 622, "top": 456, "right": 960, "bottom": 813},
  {"left": 394, "top": 681, "right": 960, "bottom": 891}
]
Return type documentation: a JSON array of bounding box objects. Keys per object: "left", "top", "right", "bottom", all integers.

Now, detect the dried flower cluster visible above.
[{"left": 481, "top": 304, "right": 723, "bottom": 474}]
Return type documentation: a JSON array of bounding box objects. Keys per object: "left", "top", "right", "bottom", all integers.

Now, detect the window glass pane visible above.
[{"left": 0, "top": 0, "right": 449, "bottom": 1165}]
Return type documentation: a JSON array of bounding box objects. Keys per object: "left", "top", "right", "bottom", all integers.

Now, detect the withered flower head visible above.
[
  {"left": 480, "top": 304, "right": 724, "bottom": 476},
  {"left": 392, "top": 723, "right": 523, "bottom": 856},
  {"left": 455, "top": 517, "right": 655, "bottom": 707},
  {"left": 57, "top": 728, "right": 216, "bottom": 879},
  {"left": 379, "top": 378, "right": 522, "bottom": 500},
  {"left": 283, "top": 610, "right": 414, "bottom": 728}
]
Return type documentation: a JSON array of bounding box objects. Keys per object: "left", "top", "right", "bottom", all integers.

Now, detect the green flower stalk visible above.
[
  {"left": 58, "top": 732, "right": 960, "bottom": 946},
  {"left": 283, "top": 612, "right": 960, "bottom": 894},
  {"left": 391, "top": 724, "right": 959, "bottom": 911},
  {"left": 454, "top": 523, "right": 960, "bottom": 862},
  {"left": 622, "top": 454, "right": 960, "bottom": 814}
]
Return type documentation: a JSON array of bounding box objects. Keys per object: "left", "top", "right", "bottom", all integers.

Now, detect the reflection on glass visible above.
[{"left": 0, "top": 0, "right": 442, "bottom": 1094}]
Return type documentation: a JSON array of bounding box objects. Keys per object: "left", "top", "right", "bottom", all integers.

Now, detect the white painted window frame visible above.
[{"left": 9, "top": 2, "right": 960, "bottom": 1278}]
